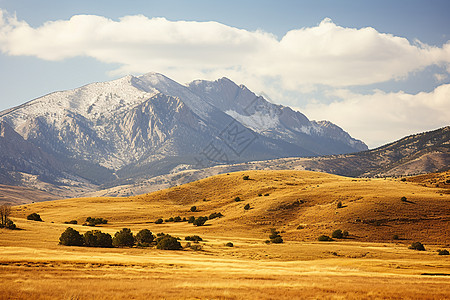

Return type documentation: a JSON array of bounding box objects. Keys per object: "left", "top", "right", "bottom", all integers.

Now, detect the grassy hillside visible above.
[{"left": 10, "top": 170, "right": 450, "bottom": 244}]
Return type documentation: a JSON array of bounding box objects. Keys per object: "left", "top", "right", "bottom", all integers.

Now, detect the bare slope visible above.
[{"left": 11, "top": 170, "right": 450, "bottom": 244}]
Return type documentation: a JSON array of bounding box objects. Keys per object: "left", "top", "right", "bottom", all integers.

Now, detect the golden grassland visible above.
[{"left": 1, "top": 170, "right": 449, "bottom": 299}]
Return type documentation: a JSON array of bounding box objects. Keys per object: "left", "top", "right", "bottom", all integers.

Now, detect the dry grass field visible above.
[{"left": 1, "top": 170, "right": 449, "bottom": 299}]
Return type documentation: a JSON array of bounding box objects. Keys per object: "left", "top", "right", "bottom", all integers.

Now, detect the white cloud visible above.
[
  {"left": 301, "top": 84, "right": 450, "bottom": 148},
  {"left": 1, "top": 10, "right": 449, "bottom": 90}
]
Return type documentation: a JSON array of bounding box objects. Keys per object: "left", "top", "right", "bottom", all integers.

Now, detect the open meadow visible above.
[{"left": 1, "top": 170, "right": 449, "bottom": 299}]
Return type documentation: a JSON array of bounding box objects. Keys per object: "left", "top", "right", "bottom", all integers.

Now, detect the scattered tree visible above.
[
  {"left": 156, "top": 235, "right": 182, "bottom": 250},
  {"left": 332, "top": 229, "right": 344, "bottom": 239},
  {"left": 84, "top": 230, "right": 113, "bottom": 248},
  {"left": 185, "top": 235, "right": 203, "bottom": 242},
  {"left": 318, "top": 235, "right": 333, "bottom": 241},
  {"left": 4, "top": 219, "right": 16, "bottom": 230},
  {"left": 409, "top": 241, "right": 426, "bottom": 251},
  {"left": 59, "top": 227, "right": 84, "bottom": 246},
  {"left": 193, "top": 216, "right": 208, "bottom": 226},
  {"left": 190, "top": 206, "right": 197, "bottom": 212},
  {"left": 85, "top": 217, "right": 107, "bottom": 226},
  {"left": 268, "top": 228, "right": 283, "bottom": 243},
  {"left": 155, "top": 218, "right": 163, "bottom": 224},
  {"left": 401, "top": 196, "right": 408, "bottom": 202},
  {"left": 208, "top": 212, "right": 223, "bottom": 220},
  {"left": 112, "top": 228, "right": 135, "bottom": 247},
  {"left": 188, "top": 216, "right": 195, "bottom": 223},
  {"left": 243, "top": 175, "right": 250, "bottom": 180},
  {"left": 337, "top": 201, "right": 343, "bottom": 209},
  {"left": 0, "top": 204, "right": 11, "bottom": 227},
  {"left": 27, "top": 213, "right": 42, "bottom": 222},
  {"left": 244, "top": 203, "right": 251, "bottom": 210},
  {"left": 234, "top": 197, "right": 242, "bottom": 202},
  {"left": 438, "top": 249, "right": 449, "bottom": 255},
  {"left": 174, "top": 216, "right": 182, "bottom": 222},
  {"left": 136, "top": 229, "right": 154, "bottom": 246},
  {"left": 225, "top": 242, "right": 234, "bottom": 247}
]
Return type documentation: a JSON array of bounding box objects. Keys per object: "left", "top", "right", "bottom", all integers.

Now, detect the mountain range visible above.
[{"left": 0, "top": 72, "right": 367, "bottom": 197}]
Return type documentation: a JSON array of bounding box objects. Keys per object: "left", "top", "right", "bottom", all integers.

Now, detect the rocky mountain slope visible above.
[{"left": 0, "top": 72, "right": 366, "bottom": 197}]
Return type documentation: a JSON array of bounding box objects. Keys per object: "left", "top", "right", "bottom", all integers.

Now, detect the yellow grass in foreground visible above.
[{"left": 1, "top": 170, "right": 449, "bottom": 299}]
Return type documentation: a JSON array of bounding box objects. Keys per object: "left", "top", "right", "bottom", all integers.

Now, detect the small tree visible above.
[
  {"left": 185, "top": 235, "right": 203, "bottom": 242},
  {"left": 190, "top": 206, "right": 197, "bottom": 212},
  {"left": 5, "top": 219, "right": 16, "bottom": 230},
  {"left": 84, "top": 230, "right": 113, "bottom": 248},
  {"left": 401, "top": 196, "right": 408, "bottom": 202},
  {"left": 234, "top": 197, "right": 241, "bottom": 202},
  {"left": 136, "top": 229, "right": 154, "bottom": 246},
  {"left": 0, "top": 204, "right": 11, "bottom": 227},
  {"left": 156, "top": 235, "right": 182, "bottom": 250},
  {"left": 269, "top": 228, "right": 283, "bottom": 243},
  {"left": 438, "top": 249, "right": 449, "bottom": 255},
  {"left": 337, "top": 201, "right": 343, "bottom": 209},
  {"left": 174, "top": 216, "right": 182, "bottom": 222},
  {"left": 59, "top": 227, "right": 84, "bottom": 246},
  {"left": 112, "top": 228, "right": 135, "bottom": 247},
  {"left": 318, "top": 235, "right": 333, "bottom": 241},
  {"left": 225, "top": 242, "right": 234, "bottom": 247},
  {"left": 27, "top": 213, "right": 42, "bottom": 222},
  {"left": 155, "top": 218, "right": 163, "bottom": 224},
  {"left": 409, "top": 241, "right": 425, "bottom": 251},
  {"left": 193, "top": 216, "right": 208, "bottom": 226},
  {"left": 332, "top": 229, "right": 344, "bottom": 239},
  {"left": 244, "top": 203, "right": 250, "bottom": 210},
  {"left": 188, "top": 216, "right": 195, "bottom": 223},
  {"left": 243, "top": 175, "right": 250, "bottom": 180}
]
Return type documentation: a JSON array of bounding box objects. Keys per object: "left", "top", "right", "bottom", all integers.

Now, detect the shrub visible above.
[
  {"left": 400, "top": 178, "right": 406, "bottom": 182},
  {"left": 27, "top": 213, "right": 42, "bottom": 222},
  {"left": 174, "top": 216, "right": 182, "bottom": 222},
  {"left": 343, "top": 230, "right": 349, "bottom": 238},
  {"left": 84, "top": 230, "right": 113, "bottom": 248},
  {"left": 136, "top": 229, "right": 154, "bottom": 246},
  {"left": 401, "top": 196, "right": 408, "bottom": 202},
  {"left": 271, "top": 236, "right": 283, "bottom": 244},
  {"left": 264, "top": 193, "right": 270, "bottom": 196},
  {"left": 155, "top": 218, "right": 163, "bottom": 224},
  {"left": 190, "top": 206, "right": 197, "bottom": 212},
  {"left": 393, "top": 234, "right": 399, "bottom": 240},
  {"left": 188, "top": 216, "right": 195, "bottom": 223},
  {"left": 5, "top": 219, "right": 16, "bottom": 230},
  {"left": 234, "top": 196, "right": 241, "bottom": 202},
  {"left": 112, "top": 228, "right": 135, "bottom": 247},
  {"left": 438, "top": 249, "right": 449, "bottom": 255},
  {"left": 59, "top": 227, "right": 84, "bottom": 246},
  {"left": 64, "top": 220, "right": 78, "bottom": 225},
  {"left": 190, "top": 244, "right": 203, "bottom": 251},
  {"left": 258, "top": 193, "right": 262, "bottom": 197},
  {"left": 244, "top": 203, "right": 250, "bottom": 210},
  {"left": 208, "top": 212, "right": 223, "bottom": 220},
  {"left": 409, "top": 241, "right": 425, "bottom": 251},
  {"left": 332, "top": 229, "right": 344, "bottom": 239},
  {"left": 156, "top": 235, "right": 182, "bottom": 250},
  {"left": 337, "top": 201, "right": 343, "bottom": 209},
  {"left": 185, "top": 235, "right": 203, "bottom": 242},
  {"left": 193, "top": 216, "right": 208, "bottom": 226},
  {"left": 225, "top": 242, "right": 234, "bottom": 247},
  {"left": 85, "top": 217, "right": 107, "bottom": 226},
  {"left": 269, "top": 228, "right": 283, "bottom": 243},
  {"left": 318, "top": 235, "right": 333, "bottom": 241},
  {"left": 243, "top": 175, "right": 250, "bottom": 180}
]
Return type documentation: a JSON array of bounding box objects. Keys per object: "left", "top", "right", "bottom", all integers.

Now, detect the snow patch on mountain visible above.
[{"left": 225, "top": 110, "right": 280, "bottom": 133}]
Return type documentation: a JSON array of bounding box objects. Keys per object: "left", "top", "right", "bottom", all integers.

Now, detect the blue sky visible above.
[{"left": 0, "top": 0, "right": 449, "bottom": 147}]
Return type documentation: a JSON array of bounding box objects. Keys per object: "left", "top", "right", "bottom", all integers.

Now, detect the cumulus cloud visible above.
[
  {"left": 1, "top": 10, "right": 449, "bottom": 90},
  {"left": 301, "top": 84, "right": 450, "bottom": 148}
]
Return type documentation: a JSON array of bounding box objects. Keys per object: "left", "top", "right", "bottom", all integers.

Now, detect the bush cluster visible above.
[
  {"left": 243, "top": 175, "right": 250, "bottom": 180},
  {"left": 64, "top": 220, "right": 78, "bottom": 225},
  {"left": 331, "top": 229, "right": 349, "bottom": 239},
  {"left": 0, "top": 219, "right": 16, "bottom": 230},
  {"left": 59, "top": 227, "right": 163, "bottom": 249},
  {"left": 84, "top": 217, "right": 107, "bottom": 226},
  {"left": 438, "top": 249, "right": 449, "bottom": 255},
  {"left": 193, "top": 216, "right": 208, "bottom": 226},
  {"left": 268, "top": 228, "right": 283, "bottom": 244},
  {"left": 409, "top": 241, "right": 426, "bottom": 251},
  {"left": 27, "top": 213, "right": 42, "bottom": 222},
  {"left": 318, "top": 235, "right": 333, "bottom": 241},
  {"left": 208, "top": 212, "right": 223, "bottom": 220},
  {"left": 155, "top": 233, "right": 182, "bottom": 250},
  {"left": 185, "top": 235, "right": 203, "bottom": 242}
]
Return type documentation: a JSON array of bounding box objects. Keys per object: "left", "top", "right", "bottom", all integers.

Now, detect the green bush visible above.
[
  {"left": 190, "top": 206, "right": 197, "bottom": 212},
  {"left": 188, "top": 216, "right": 195, "bottom": 223},
  {"left": 438, "top": 249, "right": 449, "bottom": 255},
  {"left": 193, "top": 216, "right": 208, "bottom": 226},
  {"left": 208, "top": 212, "right": 223, "bottom": 220},
  {"left": 84, "top": 230, "right": 113, "bottom": 248},
  {"left": 85, "top": 217, "right": 107, "bottom": 226},
  {"left": 174, "top": 216, "right": 182, "bottom": 222},
  {"left": 136, "top": 229, "right": 154, "bottom": 246},
  {"left": 64, "top": 220, "right": 78, "bottom": 225},
  {"left": 409, "top": 241, "right": 425, "bottom": 251},
  {"left": 185, "top": 235, "right": 203, "bottom": 242},
  {"left": 5, "top": 219, "right": 16, "bottom": 230},
  {"left": 244, "top": 203, "right": 250, "bottom": 210},
  {"left": 59, "top": 227, "right": 84, "bottom": 246},
  {"left": 27, "top": 213, "right": 42, "bottom": 222},
  {"left": 332, "top": 229, "right": 344, "bottom": 239},
  {"left": 269, "top": 229, "right": 283, "bottom": 243},
  {"left": 234, "top": 197, "right": 241, "bottom": 202},
  {"left": 156, "top": 235, "right": 182, "bottom": 250},
  {"left": 318, "top": 235, "right": 333, "bottom": 241},
  {"left": 155, "top": 218, "right": 163, "bottom": 224},
  {"left": 225, "top": 242, "right": 234, "bottom": 247},
  {"left": 243, "top": 175, "right": 250, "bottom": 180},
  {"left": 112, "top": 228, "right": 135, "bottom": 247}
]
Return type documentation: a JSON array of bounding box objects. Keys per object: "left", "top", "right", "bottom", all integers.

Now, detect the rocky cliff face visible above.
[{"left": 0, "top": 72, "right": 368, "bottom": 197}]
